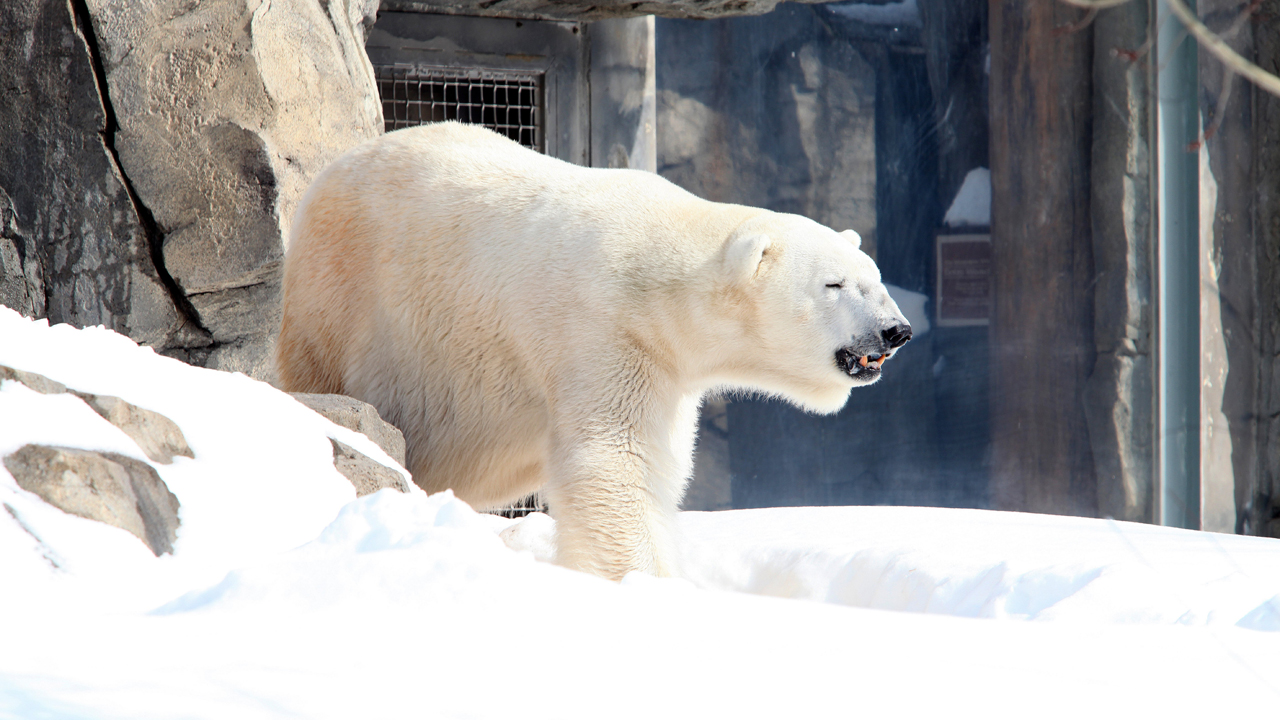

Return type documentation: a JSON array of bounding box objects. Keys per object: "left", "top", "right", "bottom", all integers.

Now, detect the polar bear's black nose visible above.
[{"left": 882, "top": 324, "right": 912, "bottom": 349}]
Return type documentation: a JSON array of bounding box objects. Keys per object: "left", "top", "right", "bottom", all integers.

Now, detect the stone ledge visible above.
[{"left": 381, "top": 0, "right": 839, "bottom": 22}]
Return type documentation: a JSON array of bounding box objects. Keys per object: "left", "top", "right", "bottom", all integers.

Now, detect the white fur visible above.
[{"left": 278, "top": 122, "right": 907, "bottom": 579}]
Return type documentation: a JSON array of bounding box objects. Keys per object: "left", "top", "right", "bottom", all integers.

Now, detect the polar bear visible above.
[{"left": 277, "top": 122, "right": 911, "bottom": 580}]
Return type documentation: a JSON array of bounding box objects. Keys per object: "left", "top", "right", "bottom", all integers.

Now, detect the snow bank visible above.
[
  {"left": 1, "top": 307, "right": 1278, "bottom": 718},
  {"left": 677, "top": 506, "right": 1280, "bottom": 629},
  {"left": 0, "top": 308, "right": 406, "bottom": 613}
]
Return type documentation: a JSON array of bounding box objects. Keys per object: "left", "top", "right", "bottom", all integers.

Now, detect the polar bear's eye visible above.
[{"left": 826, "top": 281, "right": 845, "bottom": 290}]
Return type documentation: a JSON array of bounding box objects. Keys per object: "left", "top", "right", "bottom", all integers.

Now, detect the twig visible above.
[
  {"left": 1057, "top": 0, "right": 1280, "bottom": 98},
  {"left": 1165, "top": 0, "right": 1280, "bottom": 97},
  {"left": 1223, "top": 0, "right": 1263, "bottom": 40},
  {"left": 1114, "top": 32, "right": 1155, "bottom": 65},
  {"left": 1190, "top": 65, "right": 1236, "bottom": 151},
  {"left": 1056, "top": 7, "right": 1099, "bottom": 36}
]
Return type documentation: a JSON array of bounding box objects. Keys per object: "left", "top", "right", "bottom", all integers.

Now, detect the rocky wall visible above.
[
  {"left": 1084, "top": 2, "right": 1153, "bottom": 524},
  {"left": 1242, "top": 0, "right": 1280, "bottom": 537},
  {"left": 0, "top": 0, "right": 383, "bottom": 382}
]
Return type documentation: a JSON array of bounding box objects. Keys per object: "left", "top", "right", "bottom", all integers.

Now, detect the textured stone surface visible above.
[
  {"left": 383, "top": 0, "right": 843, "bottom": 21},
  {"left": 291, "top": 393, "right": 407, "bottom": 467},
  {"left": 1083, "top": 2, "right": 1152, "bottom": 523},
  {"left": 329, "top": 438, "right": 413, "bottom": 496},
  {"left": 85, "top": 0, "right": 384, "bottom": 381},
  {"left": 0, "top": 365, "right": 68, "bottom": 395},
  {"left": 1256, "top": 0, "right": 1280, "bottom": 538},
  {"left": 4, "top": 444, "right": 180, "bottom": 555},
  {"left": 0, "top": 0, "right": 186, "bottom": 349},
  {"left": 71, "top": 392, "right": 194, "bottom": 465},
  {"left": 0, "top": 0, "right": 382, "bottom": 383},
  {"left": 1196, "top": 0, "right": 1266, "bottom": 535}
]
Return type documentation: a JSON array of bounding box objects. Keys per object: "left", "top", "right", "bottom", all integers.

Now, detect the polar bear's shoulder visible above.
[
  {"left": 381, "top": 122, "right": 550, "bottom": 167},
  {"left": 395, "top": 120, "right": 519, "bottom": 150}
]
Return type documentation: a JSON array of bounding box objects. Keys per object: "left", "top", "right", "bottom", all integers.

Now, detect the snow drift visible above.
[{"left": 0, "top": 306, "right": 1277, "bottom": 718}]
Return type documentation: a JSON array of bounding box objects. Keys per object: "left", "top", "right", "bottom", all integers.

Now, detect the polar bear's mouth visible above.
[{"left": 835, "top": 347, "right": 892, "bottom": 378}]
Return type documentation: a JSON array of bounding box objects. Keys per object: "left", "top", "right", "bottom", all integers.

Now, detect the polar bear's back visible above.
[{"left": 286, "top": 122, "right": 745, "bottom": 354}]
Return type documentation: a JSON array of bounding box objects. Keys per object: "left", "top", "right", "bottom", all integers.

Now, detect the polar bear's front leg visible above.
[{"left": 543, "top": 429, "right": 682, "bottom": 581}]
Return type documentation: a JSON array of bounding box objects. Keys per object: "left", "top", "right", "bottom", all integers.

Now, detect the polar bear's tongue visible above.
[
  {"left": 835, "top": 347, "right": 890, "bottom": 375},
  {"left": 859, "top": 352, "right": 892, "bottom": 369}
]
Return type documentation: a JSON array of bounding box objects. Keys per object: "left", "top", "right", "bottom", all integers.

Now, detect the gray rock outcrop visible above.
[
  {"left": 290, "top": 393, "right": 407, "bottom": 467},
  {"left": 4, "top": 444, "right": 181, "bottom": 556},
  {"left": 0, "top": 1, "right": 183, "bottom": 348},
  {"left": 329, "top": 438, "right": 414, "bottom": 496},
  {"left": 0, "top": 0, "right": 383, "bottom": 382}
]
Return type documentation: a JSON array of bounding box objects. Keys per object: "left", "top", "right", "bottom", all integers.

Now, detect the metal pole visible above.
[{"left": 1154, "top": 0, "right": 1201, "bottom": 529}]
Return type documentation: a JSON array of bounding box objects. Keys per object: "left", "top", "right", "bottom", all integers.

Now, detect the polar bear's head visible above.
[{"left": 718, "top": 212, "right": 912, "bottom": 414}]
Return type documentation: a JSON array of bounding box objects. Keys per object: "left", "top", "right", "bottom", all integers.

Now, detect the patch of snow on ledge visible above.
[
  {"left": 828, "top": 0, "right": 922, "bottom": 28},
  {"left": 884, "top": 283, "right": 930, "bottom": 337},
  {"left": 944, "top": 167, "right": 991, "bottom": 227}
]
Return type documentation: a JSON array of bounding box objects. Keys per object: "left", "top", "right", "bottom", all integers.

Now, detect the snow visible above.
[
  {"left": 1, "top": 306, "right": 1278, "bottom": 718},
  {"left": 944, "top": 166, "right": 992, "bottom": 227},
  {"left": 828, "top": 0, "right": 922, "bottom": 29}
]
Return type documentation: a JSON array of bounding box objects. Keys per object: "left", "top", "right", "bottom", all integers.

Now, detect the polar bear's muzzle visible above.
[
  {"left": 835, "top": 346, "right": 888, "bottom": 379},
  {"left": 835, "top": 323, "right": 912, "bottom": 380}
]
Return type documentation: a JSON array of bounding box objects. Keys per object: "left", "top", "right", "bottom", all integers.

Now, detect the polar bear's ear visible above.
[
  {"left": 724, "top": 233, "right": 772, "bottom": 283},
  {"left": 840, "top": 229, "right": 862, "bottom": 249}
]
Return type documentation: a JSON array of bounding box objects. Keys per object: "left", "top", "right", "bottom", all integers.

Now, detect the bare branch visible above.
[
  {"left": 1190, "top": 66, "right": 1236, "bottom": 151},
  {"left": 1056, "top": 7, "right": 1099, "bottom": 36},
  {"left": 1223, "top": 0, "right": 1264, "bottom": 40},
  {"left": 1165, "top": 0, "right": 1280, "bottom": 97}
]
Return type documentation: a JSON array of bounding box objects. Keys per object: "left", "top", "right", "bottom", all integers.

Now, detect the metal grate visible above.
[{"left": 375, "top": 63, "right": 544, "bottom": 151}]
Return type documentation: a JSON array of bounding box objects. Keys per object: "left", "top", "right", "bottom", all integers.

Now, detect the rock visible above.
[
  {"left": 0, "top": 0, "right": 383, "bottom": 382},
  {"left": 1083, "top": 2, "right": 1153, "bottom": 524},
  {"left": 0, "top": 364, "right": 193, "bottom": 464},
  {"left": 0, "top": 365, "right": 67, "bottom": 395},
  {"left": 383, "top": 0, "right": 841, "bottom": 21},
  {"left": 3, "top": 444, "right": 180, "bottom": 556},
  {"left": 329, "top": 439, "right": 413, "bottom": 497},
  {"left": 0, "top": 1, "right": 185, "bottom": 347},
  {"left": 70, "top": 392, "right": 194, "bottom": 465},
  {"left": 0, "top": 192, "right": 40, "bottom": 318},
  {"left": 291, "top": 393, "right": 407, "bottom": 467},
  {"left": 83, "top": 0, "right": 384, "bottom": 381}
]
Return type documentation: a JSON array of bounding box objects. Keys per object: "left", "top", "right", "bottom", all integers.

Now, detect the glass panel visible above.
[{"left": 660, "top": 1, "right": 1161, "bottom": 521}]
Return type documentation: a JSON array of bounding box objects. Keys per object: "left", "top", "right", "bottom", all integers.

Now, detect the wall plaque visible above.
[{"left": 936, "top": 233, "right": 992, "bottom": 327}]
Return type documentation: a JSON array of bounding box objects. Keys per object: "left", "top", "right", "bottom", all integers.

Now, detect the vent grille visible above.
[{"left": 375, "top": 64, "right": 544, "bottom": 151}]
